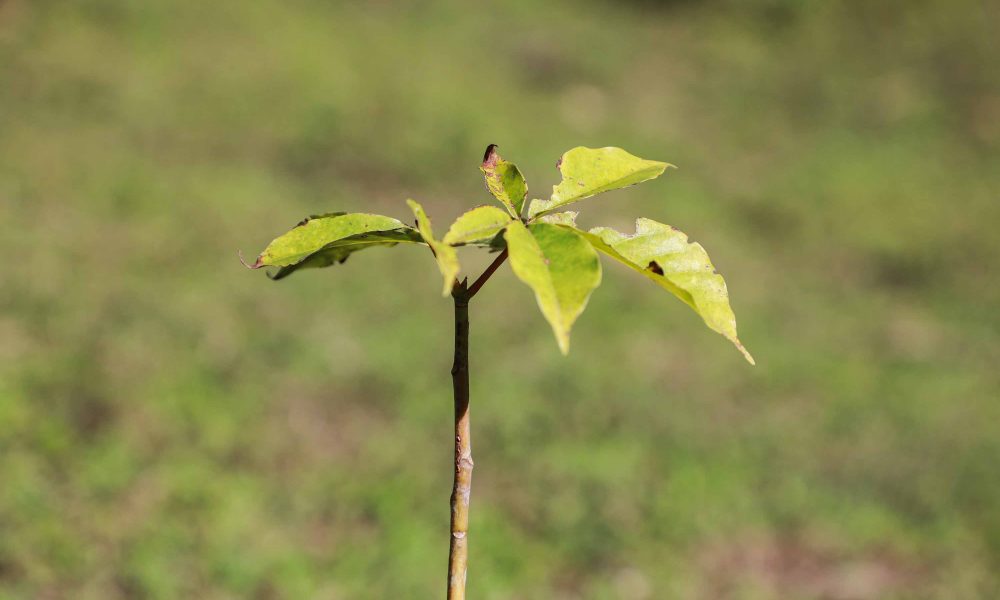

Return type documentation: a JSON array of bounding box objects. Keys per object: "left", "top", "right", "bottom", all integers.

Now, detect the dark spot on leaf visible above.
[
  {"left": 648, "top": 261, "right": 664, "bottom": 275},
  {"left": 296, "top": 217, "right": 310, "bottom": 228},
  {"left": 556, "top": 157, "right": 563, "bottom": 170}
]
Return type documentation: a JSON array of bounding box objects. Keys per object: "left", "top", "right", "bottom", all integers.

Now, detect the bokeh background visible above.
[{"left": 2, "top": 0, "right": 999, "bottom": 598}]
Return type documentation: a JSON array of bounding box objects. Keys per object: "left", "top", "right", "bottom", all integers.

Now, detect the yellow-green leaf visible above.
[
  {"left": 269, "top": 229, "right": 424, "bottom": 280},
  {"left": 577, "top": 218, "right": 754, "bottom": 364},
  {"left": 481, "top": 144, "right": 527, "bottom": 218},
  {"left": 252, "top": 212, "right": 419, "bottom": 269},
  {"left": 504, "top": 221, "right": 602, "bottom": 354},
  {"left": 535, "top": 211, "right": 579, "bottom": 226},
  {"left": 528, "top": 147, "right": 671, "bottom": 218},
  {"left": 442, "top": 205, "right": 513, "bottom": 246},
  {"left": 407, "top": 199, "right": 460, "bottom": 296}
]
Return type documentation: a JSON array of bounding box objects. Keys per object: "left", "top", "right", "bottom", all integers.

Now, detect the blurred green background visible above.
[{"left": 2, "top": 0, "right": 999, "bottom": 598}]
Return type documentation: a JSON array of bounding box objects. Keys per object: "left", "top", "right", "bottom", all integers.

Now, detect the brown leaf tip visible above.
[
  {"left": 238, "top": 250, "right": 263, "bottom": 270},
  {"left": 482, "top": 144, "right": 499, "bottom": 169}
]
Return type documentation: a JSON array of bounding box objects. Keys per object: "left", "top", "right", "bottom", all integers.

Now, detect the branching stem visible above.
[{"left": 466, "top": 248, "right": 508, "bottom": 299}]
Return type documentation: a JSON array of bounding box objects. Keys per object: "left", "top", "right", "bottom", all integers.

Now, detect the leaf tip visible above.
[
  {"left": 556, "top": 331, "right": 571, "bottom": 355},
  {"left": 441, "top": 274, "right": 458, "bottom": 296},
  {"left": 238, "top": 250, "right": 263, "bottom": 270},
  {"left": 482, "top": 144, "right": 499, "bottom": 169},
  {"left": 736, "top": 341, "right": 755, "bottom": 365}
]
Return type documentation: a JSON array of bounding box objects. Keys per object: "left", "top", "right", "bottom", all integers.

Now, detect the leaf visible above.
[
  {"left": 481, "top": 144, "right": 528, "bottom": 218},
  {"left": 504, "top": 221, "right": 602, "bottom": 354},
  {"left": 535, "top": 211, "right": 579, "bottom": 226},
  {"left": 575, "top": 218, "right": 754, "bottom": 364},
  {"left": 442, "top": 205, "right": 513, "bottom": 246},
  {"left": 528, "top": 147, "right": 672, "bottom": 218},
  {"left": 252, "top": 212, "right": 420, "bottom": 269},
  {"left": 407, "top": 199, "right": 460, "bottom": 296},
  {"left": 268, "top": 229, "right": 424, "bottom": 280}
]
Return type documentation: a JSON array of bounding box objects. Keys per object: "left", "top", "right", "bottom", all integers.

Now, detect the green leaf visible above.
[
  {"left": 575, "top": 218, "right": 754, "bottom": 364},
  {"left": 407, "top": 199, "right": 460, "bottom": 296},
  {"left": 535, "top": 211, "right": 578, "bottom": 226},
  {"left": 442, "top": 205, "right": 513, "bottom": 246},
  {"left": 268, "top": 229, "right": 424, "bottom": 280},
  {"left": 504, "top": 221, "right": 602, "bottom": 354},
  {"left": 252, "top": 212, "right": 420, "bottom": 269},
  {"left": 528, "top": 147, "right": 671, "bottom": 218},
  {"left": 481, "top": 144, "right": 527, "bottom": 218}
]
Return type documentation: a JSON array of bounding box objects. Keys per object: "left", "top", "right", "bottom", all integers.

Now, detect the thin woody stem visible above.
[
  {"left": 444, "top": 244, "right": 506, "bottom": 597},
  {"left": 447, "top": 282, "right": 473, "bottom": 599}
]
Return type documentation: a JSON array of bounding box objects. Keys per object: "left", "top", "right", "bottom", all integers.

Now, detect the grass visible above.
[{"left": 1, "top": 0, "right": 999, "bottom": 598}]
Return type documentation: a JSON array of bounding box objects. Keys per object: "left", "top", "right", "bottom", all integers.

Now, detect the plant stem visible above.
[
  {"left": 448, "top": 282, "right": 473, "bottom": 600},
  {"left": 444, "top": 249, "right": 508, "bottom": 597},
  {"left": 466, "top": 248, "right": 507, "bottom": 299}
]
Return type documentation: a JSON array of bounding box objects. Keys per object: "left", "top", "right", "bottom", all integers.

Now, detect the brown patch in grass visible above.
[{"left": 696, "top": 533, "right": 928, "bottom": 600}]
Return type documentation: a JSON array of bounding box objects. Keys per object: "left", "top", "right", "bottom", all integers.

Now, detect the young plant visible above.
[{"left": 244, "top": 144, "right": 754, "bottom": 599}]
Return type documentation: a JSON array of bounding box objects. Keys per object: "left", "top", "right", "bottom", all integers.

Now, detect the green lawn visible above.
[{"left": 2, "top": 0, "right": 999, "bottom": 598}]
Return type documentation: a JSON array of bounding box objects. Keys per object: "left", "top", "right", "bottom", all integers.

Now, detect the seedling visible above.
[{"left": 244, "top": 145, "right": 753, "bottom": 599}]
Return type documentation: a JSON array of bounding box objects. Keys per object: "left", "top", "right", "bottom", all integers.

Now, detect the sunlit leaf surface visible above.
[
  {"left": 252, "top": 212, "right": 422, "bottom": 276},
  {"left": 505, "top": 221, "right": 601, "bottom": 354},
  {"left": 535, "top": 211, "right": 579, "bottom": 226},
  {"left": 443, "top": 205, "right": 512, "bottom": 246},
  {"left": 578, "top": 219, "right": 754, "bottom": 364},
  {"left": 267, "top": 229, "right": 424, "bottom": 280},
  {"left": 528, "top": 147, "right": 671, "bottom": 218},
  {"left": 481, "top": 144, "right": 528, "bottom": 218}
]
